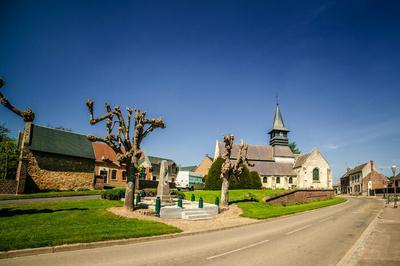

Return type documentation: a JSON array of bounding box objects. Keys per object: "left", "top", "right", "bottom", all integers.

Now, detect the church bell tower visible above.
[{"left": 269, "top": 103, "right": 289, "bottom": 146}]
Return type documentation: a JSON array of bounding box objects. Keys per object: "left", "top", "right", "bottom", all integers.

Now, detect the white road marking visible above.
[
  {"left": 206, "top": 239, "right": 270, "bottom": 260},
  {"left": 285, "top": 224, "right": 313, "bottom": 235},
  {"left": 319, "top": 216, "right": 333, "bottom": 223}
]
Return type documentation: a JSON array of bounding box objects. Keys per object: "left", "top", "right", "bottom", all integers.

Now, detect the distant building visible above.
[
  {"left": 139, "top": 155, "right": 178, "bottom": 182},
  {"left": 340, "top": 160, "right": 388, "bottom": 195},
  {"left": 92, "top": 142, "right": 126, "bottom": 186},
  {"left": 213, "top": 104, "right": 333, "bottom": 190},
  {"left": 192, "top": 154, "right": 213, "bottom": 176}
]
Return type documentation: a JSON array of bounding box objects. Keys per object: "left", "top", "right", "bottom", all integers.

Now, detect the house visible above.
[
  {"left": 192, "top": 155, "right": 214, "bottom": 176},
  {"left": 213, "top": 104, "right": 332, "bottom": 190},
  {"left": 22, "top": 124, "right": 96, "bottom": 192},
  {"left": 139, "top": 155, "right": 178, "bottom": 182},
  {"left": 92, "top": 142, "right": 127, "bottom": 186},
  {"left": 340, "top": 160, "right": 388, "bottom": 195}
]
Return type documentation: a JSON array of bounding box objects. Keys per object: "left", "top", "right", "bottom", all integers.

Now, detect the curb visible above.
[
  {"left": 336, "top": 202, "right": 384, "bottom": 266},
  {"left": 0, "top": 197, "right": 349, "bottom": 260}
]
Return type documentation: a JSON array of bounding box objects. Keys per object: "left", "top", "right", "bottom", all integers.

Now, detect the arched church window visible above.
[
  {"left": 276, "top": 177, "right": 281, "bottom": 183},
  {"left": 313, "top": 168, "right": 319, "bottom": 181},
  {"left": 263, "top": 176, "right": 268, "bottom": 183},
  {"left": 289, "top": 177, "right": 293, "bottom": 184}
]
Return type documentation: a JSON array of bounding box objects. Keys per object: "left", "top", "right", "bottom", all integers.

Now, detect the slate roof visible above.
[
  {"left": 273, "top": 145, "right": 295, "bottom": 158},
  {"left": 179, "top": 165, "right": 197, "bottom": 171},
  {"left": 342, "top": 163, "right": 367, "bottom": 177},
  {"left": 29, "top": 124, "right": 95, "bottom": 160},
  {"left": 269, "top": 104, "right": 289, "bottom": 132},
  {"left": 217, "top": 142, "right": 274, "bottom": 161},
  {"left": 293, "top": 153, "right": 311, "bottom": 168},
  {"left": 251, "top": 161, "right": 296, "bottom": 176}
]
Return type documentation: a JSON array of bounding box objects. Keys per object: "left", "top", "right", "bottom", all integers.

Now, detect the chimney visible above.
[{"left": 370, "top": 160, "right": 375, "bottom": 171}]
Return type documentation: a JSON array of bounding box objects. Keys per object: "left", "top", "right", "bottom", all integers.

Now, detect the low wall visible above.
[
  {"left": 0, "top": 179, "right": 17, "bottom": 194},
  {"left": 264, "top": 189, "right": 334, "bottom": 205}
]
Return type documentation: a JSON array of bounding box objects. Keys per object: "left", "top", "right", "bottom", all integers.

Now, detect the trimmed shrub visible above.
[
  {"left": 249, "top": 171, "right": 262, "bottom": 189},
  {"left": 204, "top": 157, "right": 224, "bottom": 190},
  {"left": 102, "top": 188, "right": 125, "bottom": 200}
]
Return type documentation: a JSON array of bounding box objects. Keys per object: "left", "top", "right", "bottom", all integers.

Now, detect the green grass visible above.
[
  {"left": 182, "top": 189, "right": 284, "bottom": 204},
  {"left": 0, "top": 199, "right": 180, "bottom": 251},
  {"left": 0, "top": 190, "right": 103, "bottom": 201},
  {"left": 238, "top": 197, "right": 347, "bottom": 219}
]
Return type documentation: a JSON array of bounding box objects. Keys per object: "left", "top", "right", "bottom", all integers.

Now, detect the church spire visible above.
[{"left": 268, "top": 102, "right": 290, "bottom": 146}]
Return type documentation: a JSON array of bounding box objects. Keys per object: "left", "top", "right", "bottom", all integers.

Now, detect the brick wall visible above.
[
  {"left": 0, "top": 179, "right": 17, "bottom": 194},
  {"left": 264, "top": 189, "right": 335, "bottom": 205}
]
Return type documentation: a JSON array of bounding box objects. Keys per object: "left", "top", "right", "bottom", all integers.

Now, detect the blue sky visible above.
[{"left": 1, "top": 0, "right": 399, "bottom": 181}]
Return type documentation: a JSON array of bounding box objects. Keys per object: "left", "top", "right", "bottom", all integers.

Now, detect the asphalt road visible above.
[{"left": 0, "top": 197, "right": 382, "bottom": 266}]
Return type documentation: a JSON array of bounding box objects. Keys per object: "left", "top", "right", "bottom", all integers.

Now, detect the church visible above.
[{"left": 213, "top": 104, "right": 333, "bottom": 190}]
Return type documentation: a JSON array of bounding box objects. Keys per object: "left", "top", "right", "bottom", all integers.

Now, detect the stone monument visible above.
[{"left": 157, "top": 160, "right": 172, "bottom": 202}]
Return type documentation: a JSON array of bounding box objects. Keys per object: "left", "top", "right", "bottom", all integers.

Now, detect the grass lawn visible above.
[
  {"left": 182, "top": 189, "right": 284, "bottom": 204},
  {"left": 238, "top": 197, "right": 347, "bottom": 219},
  {"left": 0, "top": 190, "right": 103, "bottom": 201},
  {"left": 0, "top": 199, "right": 180, "bottom": 251}
]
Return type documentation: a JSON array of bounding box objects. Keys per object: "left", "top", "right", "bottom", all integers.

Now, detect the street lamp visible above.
[{"left": 392, "top": 164, "right": 397, "bottom": 208}]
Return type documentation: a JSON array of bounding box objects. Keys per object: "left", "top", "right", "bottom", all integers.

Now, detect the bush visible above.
[
  {"left": 204, "top": 157, "right": 224, "bottom": 190},
  {"left": 205, "top": 158, "right": 262, "bottom": 190},
  {"left": 249, "top": 171, "right": 262, "bottom": 189},
  {"left": 102, "top": 188, "right": 125, "bottom": 200}
]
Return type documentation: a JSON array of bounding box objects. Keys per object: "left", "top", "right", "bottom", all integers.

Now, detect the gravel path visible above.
[{"left": 108, "top": 204, "right": 258, "bottom": 233}]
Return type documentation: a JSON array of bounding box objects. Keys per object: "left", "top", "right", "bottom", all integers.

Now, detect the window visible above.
[
  {"left": 276, "top": 177, "right": 280, "bottom": 184},
  {"left": 111, "top": 170, "right": 117, "bottom": 180},
  {"left": 313, "top": 168, "right": 319, "bottom": 182},
  {"left": 263, "top": 176, "right": 268, "bottom": 183},
  {"left": 122, "top": 171, "right": 127, "bottom": 181},
  {"left": 289, "top": 177, "right": 293, "bottom": 184}
]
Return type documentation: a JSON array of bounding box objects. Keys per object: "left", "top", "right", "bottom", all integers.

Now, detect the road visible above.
[{"left": 0, "top": 197, "right": 382, "bottom": 266}]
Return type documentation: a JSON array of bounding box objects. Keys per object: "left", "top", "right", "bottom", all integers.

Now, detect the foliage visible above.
[
  {"left": 183, "top": 189, "right": 284, "bottom": 204},
  {"left": 289, "top": 141, "right": 301, "bottom": 154},
  {"left": 0, "top": 124, "right": 19, "bottom": 179},
  {"left": 101, "top": 188, "right": 126, "bottom": 200},
  {"left": 238, "top": 197, "right": 346, "bottom": 219},
  {"left": 205, "top": 158, "right": 262, "bottom": 190},
  {"left": 0, "top": 199, "right": 180, "bottom": 251},
  {"left": 250, "top": 171, "right": 262, "bottom": 189},
  {"left": 0, "top": 123, "right": 11, "bottom": 142},
  {"left": 204, "top": 157, "right": 224, "bottom": 190}
]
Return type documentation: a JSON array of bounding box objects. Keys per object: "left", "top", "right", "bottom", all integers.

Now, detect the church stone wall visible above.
[
  {"left": 297, "top": 150, "right": 332, "bottom": 189},
  {"left": 264, "top": 189, "right": 335, "bottom": 205},
  {"left": 25, "top": 150, "right": 95, "bottom": 192}
]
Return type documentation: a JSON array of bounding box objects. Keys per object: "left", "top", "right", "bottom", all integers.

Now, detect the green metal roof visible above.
[
  {"left": 179, "top": 165, "right": 197, "bottom": 171},
  {"left": 29, "top": 124, "right": 95, "bottom": 160}
]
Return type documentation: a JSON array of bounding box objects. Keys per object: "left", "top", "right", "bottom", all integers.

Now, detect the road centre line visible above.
[
  {"left": 319, "top": 216, "right": 333, "bottom": 223},
  {"left": 285, "top": 224, "right": 313, "bottom": 235},
  {"left": 206, "top": 239, "right": 270, "bottom": 260}
]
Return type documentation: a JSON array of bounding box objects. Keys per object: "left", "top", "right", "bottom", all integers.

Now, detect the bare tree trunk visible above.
[
  {"left": 221, "top": 177, "right": 230, "bottom": 207},
  {"left": 124, "top": 161, "right": 134, "bottom": 210}
]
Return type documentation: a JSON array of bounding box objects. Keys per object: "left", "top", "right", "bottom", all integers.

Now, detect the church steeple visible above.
[{"left": 268, "top": 103, "right": 289, "bottom": 146}]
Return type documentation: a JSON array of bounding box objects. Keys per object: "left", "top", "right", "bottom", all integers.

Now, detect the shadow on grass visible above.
[
  {"left": 229, "top": 199, "right": 258, "bottom": 204},
  {"left": 0, "top": 208, "right": 89, "bottom": 217}
]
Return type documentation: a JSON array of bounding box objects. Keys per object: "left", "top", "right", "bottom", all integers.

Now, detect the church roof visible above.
[
  {"left": 217, "top": 142, "right": 274, "bottom": 161},
  {"left": 269, "top": 104, "right": 289, "bottom": 132},
  {"left": 273, "top": 145, "right": 295, "bottom": 158},
  {"left": 293, "top": 153, "right": 311, "bottom": 168},
  {"left": 251, "top": 161, "right": 296, "bottom": 176}
]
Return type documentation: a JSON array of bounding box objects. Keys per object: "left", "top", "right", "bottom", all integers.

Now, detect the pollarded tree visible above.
[
  {"left": 85, "top": 99, "right": 165, "bottom": 210},
  {"left": 220, "top": 134, "right": 253, "bottom": 207}
]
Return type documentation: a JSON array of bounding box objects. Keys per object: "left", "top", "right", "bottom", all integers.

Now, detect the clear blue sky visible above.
[{"left": 1, "top": 0, "right": 399, "bottom": 181}]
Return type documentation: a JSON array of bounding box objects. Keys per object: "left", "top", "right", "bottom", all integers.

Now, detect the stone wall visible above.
[
  {"left": 26, "top": 150, "right": 95, "bottom": 192},
  {"left": 0, "top": 179, "right": 17, "bottom": 194},
  {"left": 264, "top": 189, "right": 335, "bottom": 205}
]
